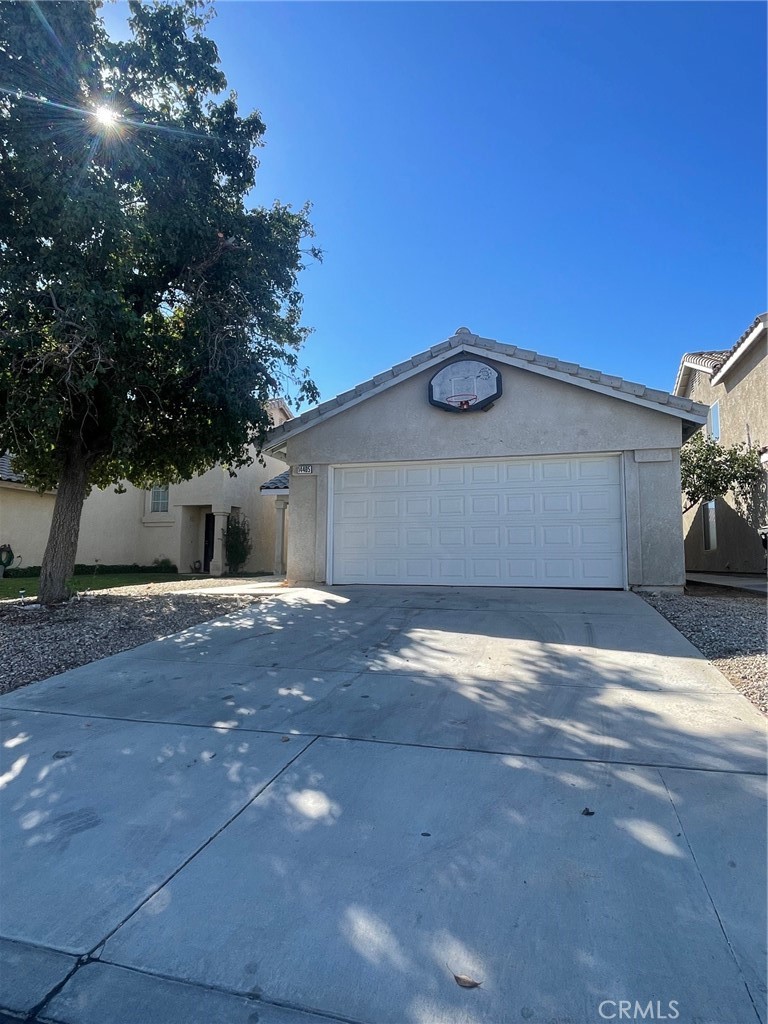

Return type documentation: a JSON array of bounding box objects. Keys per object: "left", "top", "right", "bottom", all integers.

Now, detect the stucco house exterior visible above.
[
  {"left": 0, "top": 400, "right": 292, "bottom": 576},
  {"left": 673, "top": 312, "right": 767, "bottom": 574},
  {"left": 262, "top": 327, "right": 707, "bottom": 590}
]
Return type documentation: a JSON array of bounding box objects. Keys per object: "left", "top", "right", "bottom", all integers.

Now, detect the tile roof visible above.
[
  {"left": 673, "top": 313, "right": 767, "bottom": 395},
  {"left": 723, "top": 313, "right": 768, "bottom": 361},
  {"left": 266, "top": 327, "right": 708, "bottom": 450},
  {"left": 260, "top": 469, "right": 290, "bottom": 491},
  {"left": 0, "top": 453, "right": 24, "bottom": 483}
]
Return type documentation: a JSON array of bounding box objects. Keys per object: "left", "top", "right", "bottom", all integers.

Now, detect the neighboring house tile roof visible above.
[
  {"left": 673, "top": 313, "right": 767, "bottom": 395},
  {"left": 265, "top": 327, "right": 708, "bottom": 452},
  {"left": 260, "top": 469, "right": 290, "bottom": 492},
  {"left": 0, "top": 453, "right": 24, "bottom": 483}
]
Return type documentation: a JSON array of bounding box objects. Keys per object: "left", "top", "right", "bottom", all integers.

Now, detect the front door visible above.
[{"left": 203, "top": 513, "right": 215, "bottom": 573}]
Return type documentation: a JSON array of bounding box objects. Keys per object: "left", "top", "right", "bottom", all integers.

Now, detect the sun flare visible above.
[{"left": 93, "top": 105, "right": 118, "bottom": 127}]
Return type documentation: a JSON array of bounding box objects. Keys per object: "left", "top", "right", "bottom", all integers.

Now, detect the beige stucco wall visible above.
[
  {"left": 0, "top": 450, "right": 287, "bottom": 574},
  {"left": 0, "top": 484, "right": 56, "bottom": 569},
  {"left": 682, "top": 336, "right": 767, "bottom": 573},
  {"left": 281, "top": 361, "right": 689, "bottom": 589}
]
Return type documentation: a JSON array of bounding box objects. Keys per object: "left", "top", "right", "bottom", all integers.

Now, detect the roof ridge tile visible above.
[{"left": 265, "top": 329, "right": 708, "bottom": 447}]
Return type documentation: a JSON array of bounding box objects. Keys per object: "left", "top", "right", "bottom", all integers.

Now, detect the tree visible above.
[
  {"left": 223, "top": 512, "right": 252, "bottom": 574},
  {"left": 680, "top": 432, "right": 763, "bottom": 514},
  {"left": 0, "top": 0, "right": 319, "bottom": 603}
]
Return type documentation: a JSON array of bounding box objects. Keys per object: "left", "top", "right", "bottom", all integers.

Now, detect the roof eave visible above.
[
  {"left": 265, "top": 339, "right": 707, "bottom": 452},
  {"left": 710, "top": 320, "right": 766, "bottom": 386}
]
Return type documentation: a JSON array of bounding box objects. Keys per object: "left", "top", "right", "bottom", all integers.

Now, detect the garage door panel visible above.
[
  {"left": 580, "top": 523, "right": 622, "bottom": 546},
  {"left": 437, "top": 465, "right": 465, "bottom": 485},
  {"left": 582, "top": 558, "right": 618, "bottom": 579},
  {"left": 506, "top": 493, "right": 535, "bottom": 513},
  {"left": 438, "top": 496, "right": 464, "bottom": 515},
  {"left": 339, "top": 497, "right": 368, "bottom": 518},
  {"left": 541, "top": 460, "right": 572, "bottom": 481},
  {"left": 577, "top": 457, "right": 619, "bottom": 481},
  {"left": 405, "top": 467, "right": 431, "bottom": 487},
  {"left": 372, "top": 467, "right": 399, "bottom": 488},
  {"left": 471, "top": 464, "right": 499, "bottom": 483},
  {"left": 339, "top": 468, "right": 368, "bottom": 489},
  {"left": 578, "top": 489, "right": 620, "bottom": 515},
  {"left": 504, "top": 461, "right": 535, "bottom": 482},
  {"left": 405, "top": 496, "right": 431, "bottom": 516},
  {"left": 542, "top": 525, "right": 573, "bottom": 545},
  {"left": 471, "top": 526, "right": 500, "bottom": 545},
  {"left": 508, "top": 527, "right": 536, "bottom": 548},
  {"left": 439, "top": 527, "right": 465, "bottom": 546},
  {"left": 372, "top": 498, "right": 398, "bottom": 518},
  {"left": 332, "top": 457, "right": 625, "bottom": 588},
  {"left": 544, "top": 558, "right": 574, "bottom": 579},
  {"left": 507, "top": 558, "right": 537, "bottom": 579},
  {"left": 470, "top": 495, "right": 499, "bottom": 514},
  {"left": 540, "top": 492, "right": 572, "bottom": 513}
]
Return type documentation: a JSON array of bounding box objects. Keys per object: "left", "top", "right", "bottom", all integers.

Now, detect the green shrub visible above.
[
  {"left": 4, "top": 562, "right": 177, "bottom": 579},
  {"left": 224, "top": 513, "right": 252, "bottom": 574},
  {"left": 151, "top": 557, "right": 177, "bottom": 573}
]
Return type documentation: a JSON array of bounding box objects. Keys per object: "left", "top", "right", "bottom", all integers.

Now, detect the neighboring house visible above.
[
  {"left": 0, "top": 454, "right": 57, "bottom": 571},
  {"left": 0, "top": 400, "right": 293, "bottom": 576},
  {"left": 673, "top": 312, "right": 768, "bottom": 574},
  {"left": 262, "top": 327, "right": 707, "bottom": 590}
]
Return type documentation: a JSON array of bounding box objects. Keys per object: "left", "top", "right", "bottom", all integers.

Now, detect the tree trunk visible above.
[{"left": 38, "top": 448, "right": 91, "bottom": 604}]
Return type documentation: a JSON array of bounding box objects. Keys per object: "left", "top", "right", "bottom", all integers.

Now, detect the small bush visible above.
[
  {"left": 224, "top": 513, "right": 252, "bottom": 574},
  {"left": 152, "top": 557, "right": 177, "bottom": 573}
]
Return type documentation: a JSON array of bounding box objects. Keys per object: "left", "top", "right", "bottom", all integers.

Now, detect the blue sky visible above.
[{"left": 103, "top": 1, "right": 767, "bottom": 405}]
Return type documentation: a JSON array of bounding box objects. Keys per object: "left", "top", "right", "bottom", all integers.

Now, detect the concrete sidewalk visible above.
[
  {"left": 1, "top": 587, "right": 766, "bottom": 1024},
  {"left": 687, "top": 572, "right": 768, "bottom": 596}
]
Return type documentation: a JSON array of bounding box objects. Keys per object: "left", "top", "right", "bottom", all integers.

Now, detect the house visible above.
[
  {"left": 261, "top": 327, "right": 707, "bottom": 590},
  {"left": 673, "top": 313, "right": 768, "bottom": 574},
  {"left": 0, "top": 454, "right": 58, "bottom": 574},
  {"left": 0, "top": 400, "right": 293, "bottom": 576}
]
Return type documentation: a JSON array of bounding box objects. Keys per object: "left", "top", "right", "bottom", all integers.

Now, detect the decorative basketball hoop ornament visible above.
[{"left": 428, "top": 358, "right": 502, "bottom": 413}]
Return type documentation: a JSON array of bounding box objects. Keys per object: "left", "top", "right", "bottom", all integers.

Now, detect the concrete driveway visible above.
[{"left": 1, "top": 587, "right": 766, "bottom": 1024}]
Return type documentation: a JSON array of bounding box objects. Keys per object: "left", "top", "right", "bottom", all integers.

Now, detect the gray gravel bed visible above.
[
  {"left": 0, "top": 590, "right": 259, "bottom": 695},
  {"left": 642, "top": 587, "right": 767, "bottom": 713}
]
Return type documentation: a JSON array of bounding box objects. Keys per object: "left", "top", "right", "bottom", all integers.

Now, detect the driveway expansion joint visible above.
[
  {"left": 658, "top": 769, "right": 765, "bottom": 1024},
  {"left": 82, "top": 734, "right": 321, "bottom": 961},
  {"left": 76, "top": 959, "right": 369, "bottom": 1024}
]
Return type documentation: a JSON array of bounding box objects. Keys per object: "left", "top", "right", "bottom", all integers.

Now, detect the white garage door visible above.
[{"left": 331, "top": 455, "right": 625, "bottom": 588}]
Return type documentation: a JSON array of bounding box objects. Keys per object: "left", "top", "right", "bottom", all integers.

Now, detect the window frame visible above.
[
  {"left": 703, "top": 499, "right": 717, "bottom": 551},
  {"left": 149, "top": 484, "right": 170, "bottom": 514},
  {"left": 707, "top": 401, "right": 720, "bottom": 441}
]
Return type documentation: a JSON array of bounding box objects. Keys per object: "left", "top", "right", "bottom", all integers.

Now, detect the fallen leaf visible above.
[
  {"left": 281, "top": 735, "right": 291, "bottom": 742},
  {"left": 581, "top": 807, "right": 595, "bottom": 816},
  {"left": 446, "top": 965, "right": 482, "bottom": 989},
  {"left": 453, "top": 973, "right": 482, "bottom": 989}
]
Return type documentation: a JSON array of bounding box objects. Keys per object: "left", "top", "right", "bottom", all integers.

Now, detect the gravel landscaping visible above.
[
  {"left": 0, "top": 580, "right": 264, "bottom": 695},
  {"left": 642, "top": 584, "right": 767, "bottom": 714}
]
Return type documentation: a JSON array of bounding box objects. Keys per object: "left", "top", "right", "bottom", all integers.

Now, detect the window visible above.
[
  {"left": 149, "top": 484, "right": 169, "bottom": 513},
  {"left": 707, "top": 401, "right": 720, "bottom": 440},
  {"left": 703, "top": 500, "right": 717, "bottom": 550}
]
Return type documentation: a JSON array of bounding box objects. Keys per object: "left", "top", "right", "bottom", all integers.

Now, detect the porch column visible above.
[
  {"left": 209, "top": 510, "right": 230, "bottom": 577},
  {"left": 274, "top": 498, "right": 288, "bottom": 575}
]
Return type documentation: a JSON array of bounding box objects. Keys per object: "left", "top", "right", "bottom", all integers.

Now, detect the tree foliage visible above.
[
  {"left": 680, "top": 432, "right": 763, "bottom": 514},
  {"left": 0, "top": 0, "right": 319, "bottom": 600}
]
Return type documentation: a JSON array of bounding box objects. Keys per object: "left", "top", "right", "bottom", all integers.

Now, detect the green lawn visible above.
[{"left": 0, "top": 573, "right": 207, "bottom": 601}]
